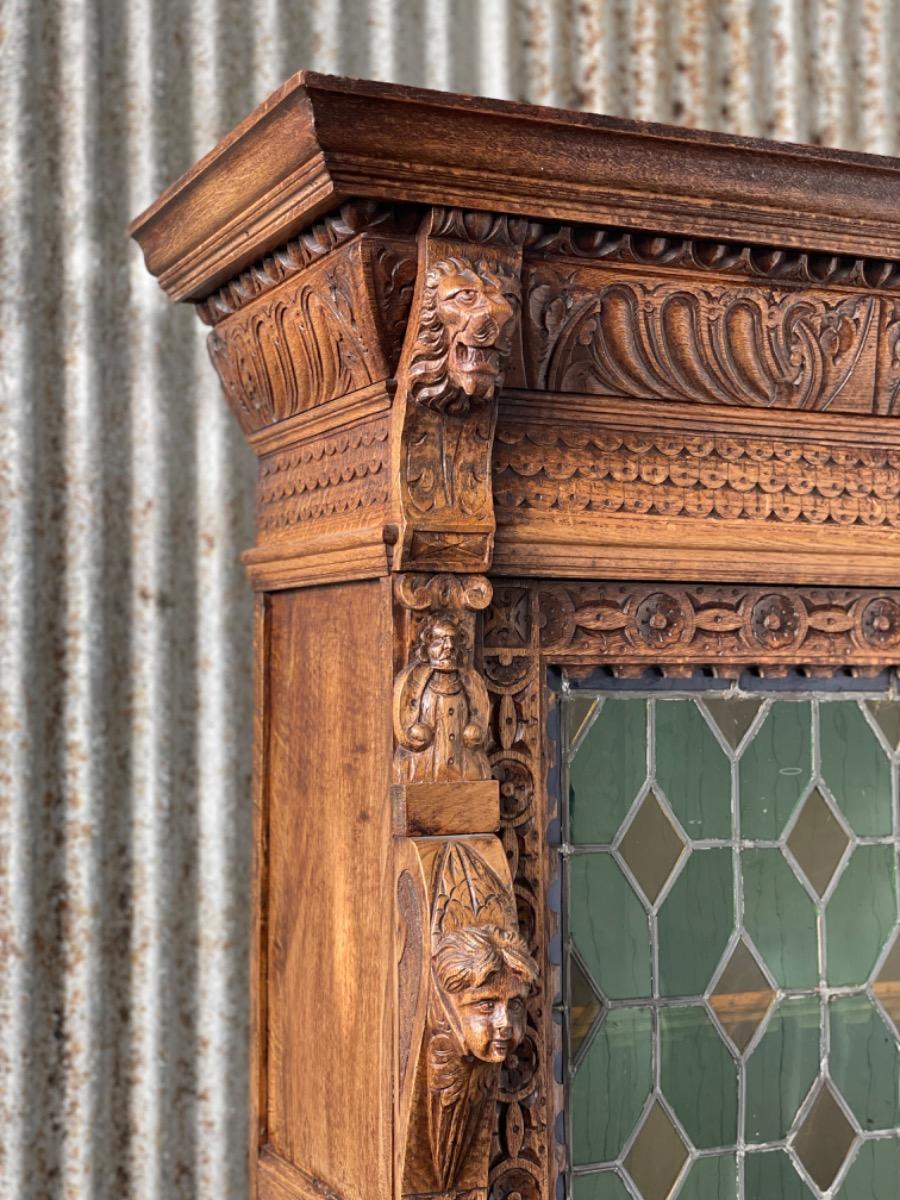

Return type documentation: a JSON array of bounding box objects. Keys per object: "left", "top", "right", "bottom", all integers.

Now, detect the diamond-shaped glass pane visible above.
[
  {"left": 709, "top": 938, "right": 775, "bottom": 1053},
  {"left": 570, "top": 954, "right": 604, "bottom": 1062},
  {"left": 865, "top": 699, "right": 900, "bottom": 752},
  {"left": 703, "top": 697, "right": 761, "bottom": 750},
  {"left": 873, "top": 931, "right": 900, "bottom": 1036},
  {"left": 786, "top": 788, "right": 849, "bottom": 897},
  {"left": 618, "top": 791, "right": 686, "bottom": 905},
  {"left": 624, "top": 1100, "right": 688, "bottom": 1200},
  {"left": 792, "top": 1082, "right": 856, "bottom": 1192},
  {"left": 568, "top": 697, "right": 600, "bottom": 749}
]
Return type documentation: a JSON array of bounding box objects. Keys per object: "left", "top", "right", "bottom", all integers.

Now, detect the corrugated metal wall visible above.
[{"left": 2, "top": 2, "right": 897, "bottom": 1197}]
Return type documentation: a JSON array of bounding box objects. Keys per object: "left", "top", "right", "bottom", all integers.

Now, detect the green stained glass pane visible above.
[
  {"left": 571, "top": 1172, "right": 632, "bottom": 1200},
  {"left": 826, "top": 845, "right": 896, "bottom": 986},
  {"left": 745, "top": 997, "right": 820, "bottom": 1143},
  {"left": 744, "top": 1151, "right": 812, "bottom": 1198},
  {"left": 838, "top": 1139, "right": 900, "bottom": 1199},
  {"left": 874, "top": 931, "right": 900, "bottom": 1036},
  {"left": 676, "top": 1155, "right": 737, "bottom": 1200},
  {"left": 571, "top": 1008, "right": 652, "bottom": 1165},
  {"left": 742, "top": 849, "right": 818, "bottom": 988},
  {"left": 660, "top": 1006, "right": 738, "bottom": 1150},
  {"left": 570, "top": 699, "right": 647, "bottom": 844},
  {"left": 740, "top": 701, "right": 812, "bottom": 839},
  {"left": 569, "top": 854, "right": 651, "bottom": 1000},
  {"left": 658, "top": 849, "right": 733, "bottom": 997},
  {"left": 820, "top": 703, "right": 892, "bottom": 836},
  {"left": 654, "top": 700, "right": 731, "bottom": 839},
  {"left": 830, "top": 995, "right": 900, "bottom": 1132}
]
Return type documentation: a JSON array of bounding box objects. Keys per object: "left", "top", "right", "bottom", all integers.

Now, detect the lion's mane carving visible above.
[{"left": 407, "top": 256, "right": 520, "bottom": 415}]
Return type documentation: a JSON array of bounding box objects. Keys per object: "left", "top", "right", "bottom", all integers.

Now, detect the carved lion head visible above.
[{"left": 407, "top": 256, "right": 519, "bottom": 414}]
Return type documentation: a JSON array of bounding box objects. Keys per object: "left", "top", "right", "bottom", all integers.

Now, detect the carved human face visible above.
[
  {"left": 426, "top": 619, "right": 461, "bottom": 671},
  {"left": 448, "top": 971, "right": 529, "bottom": 1064},
  {"left": 434, "top": 266, "right": 517, "bottom": 401}
]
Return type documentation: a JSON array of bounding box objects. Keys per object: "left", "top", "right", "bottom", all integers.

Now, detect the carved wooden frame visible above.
[{"left": 129, "top": 72, "right": 900, "bottom": 1200}]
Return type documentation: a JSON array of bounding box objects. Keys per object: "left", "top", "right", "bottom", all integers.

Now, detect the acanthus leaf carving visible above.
[{"left": 522, "top": 263, "right": 881, "bottom": 414}]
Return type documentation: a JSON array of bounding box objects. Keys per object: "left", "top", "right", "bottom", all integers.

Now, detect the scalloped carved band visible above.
[
  {"left": 494, "top": 422, "right": 900, "bottom": 529},
  {"left": 534, "top": 582, "right": 900, "bottom": 674}
]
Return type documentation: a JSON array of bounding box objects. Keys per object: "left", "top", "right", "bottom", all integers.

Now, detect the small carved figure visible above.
[
  {"left": 407, "top": 256, "right": 519, "bottom": 414},
  {"left": 394, "top": 614, "right": 491, "bottom": 782}
]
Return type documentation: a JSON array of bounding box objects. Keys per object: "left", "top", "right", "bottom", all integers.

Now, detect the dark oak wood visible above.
[{"left": 131, "top": 71, "right": 900, "bottom": 1200}]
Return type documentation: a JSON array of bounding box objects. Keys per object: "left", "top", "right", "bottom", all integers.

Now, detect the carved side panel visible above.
[
  {"left": 521, "top": 260, "right": 890, "bottom": 415},
  {"left": 207, "top": 238, "right": 414, "bottom": 435},
  {"left": 392, "top": 212, "right": 524, "bottom": 572}
]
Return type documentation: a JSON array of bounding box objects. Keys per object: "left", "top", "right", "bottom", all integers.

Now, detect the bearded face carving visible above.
[{"left": 407, "top": 256, "right": 520, "bottom": 414}]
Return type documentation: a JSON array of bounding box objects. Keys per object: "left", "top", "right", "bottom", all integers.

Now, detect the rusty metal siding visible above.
[{"left": 1, "top": 2, "right": 897, "bottom": 1197}]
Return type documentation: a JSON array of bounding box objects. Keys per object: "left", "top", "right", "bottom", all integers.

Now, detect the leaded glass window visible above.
[{"left": 560, "top": 688, "right": 900, "bottom": 1199}]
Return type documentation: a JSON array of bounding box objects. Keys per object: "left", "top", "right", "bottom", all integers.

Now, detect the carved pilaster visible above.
[
  {"left": 393, "top": 572, "right": 540, "bottom": 1200},
  {"left": 391, "top": 211, "right": 525, "bottom": 572}
]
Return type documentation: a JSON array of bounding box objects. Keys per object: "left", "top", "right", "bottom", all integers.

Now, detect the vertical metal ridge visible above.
[{"left": 4, "top": 3, "right": 898, "bottom": 1197}]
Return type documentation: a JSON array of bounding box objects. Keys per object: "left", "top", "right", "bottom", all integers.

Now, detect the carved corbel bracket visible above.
[
  {"left": 391, "top": 210, "right": 525, "bottom": 572},
  {"left": 396, "top": 835, "right": 538, "bottom": 1200}
]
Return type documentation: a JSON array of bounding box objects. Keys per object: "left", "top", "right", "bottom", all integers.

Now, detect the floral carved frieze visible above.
[
  {"left": 521, "top": 262, "right": 897, "bottom": 415},
  {"left": 493, "top": 423, "right": 900, "bottom": 528},
  {"left": 537, "top": 582, "right": 900, "bottom": 673}
]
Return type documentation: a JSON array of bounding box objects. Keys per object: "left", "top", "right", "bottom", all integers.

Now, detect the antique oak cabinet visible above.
[{"left": 131, "top": 75, "right": 900, "bottom": 1200}]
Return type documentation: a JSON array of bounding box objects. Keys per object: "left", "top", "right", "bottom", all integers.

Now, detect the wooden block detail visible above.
[
  {"left": 257, "top": 1148, "right": 346, "bottom": 1200},
  {"left": 392, "top": 781, "right": 500, "bottom": 837}
]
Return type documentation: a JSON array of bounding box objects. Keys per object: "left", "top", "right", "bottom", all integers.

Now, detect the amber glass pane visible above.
[
  {"left": 569, "top": 954, "right": 604, "bottom": 1062},
  {"left": 873, "top": 931, "right": 900, "bottom": 1035},
  {"left": 618, "top": 790, "right": 686, "bottom": 905},
  {"left": 709, "top": 938, "right": 775, "bottom": 1053},
  {"left": 623, "top": 1101, "right": 688, "bottom": 1200},
  {"left": 786, "top": 787, "right": 849, "bottom": 898},
  {"left": 793, "top": 1083, "right": 857, "bottom": 1192}
]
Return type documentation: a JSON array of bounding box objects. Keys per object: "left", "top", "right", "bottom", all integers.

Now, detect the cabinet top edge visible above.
[{"left": 129, "top": 70, "right": 900, "bottom": 303}]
